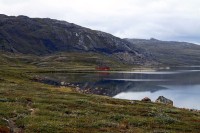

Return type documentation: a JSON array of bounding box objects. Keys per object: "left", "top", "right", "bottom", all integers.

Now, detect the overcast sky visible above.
[{"left": 0, "top": 0, "right": 200, "bottom": 43}]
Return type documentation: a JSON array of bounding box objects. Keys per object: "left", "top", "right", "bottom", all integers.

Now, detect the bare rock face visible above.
[
  {"left": 155, "top": 96, "right": 173, "bottom": 106},
  {"left": 141, "top": 97, "right": 151, "bottom": 102}
]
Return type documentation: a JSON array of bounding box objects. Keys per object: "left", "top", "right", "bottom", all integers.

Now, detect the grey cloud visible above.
[{"left": 0, "top": 0, "right": 200, "bottom": 43}]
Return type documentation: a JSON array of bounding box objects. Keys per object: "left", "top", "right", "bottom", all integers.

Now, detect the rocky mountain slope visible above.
[
  {"left": 125, "top": 38, "right": 200, "bottom": 66},
  {"left": 0, "top": 14, "right": 153, "bottom": 65},
  {"left": 1, "top": 14, "right": 200, "bottom": 66}
]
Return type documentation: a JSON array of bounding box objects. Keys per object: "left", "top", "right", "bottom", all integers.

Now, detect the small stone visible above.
[
  {"left": 130, "top": 101, "right": 135, "bottom": 104},
  {"left": 141, "top": 97, "right": 151, "bottom": 102},
  {"left": 30, "top": 108, "right": 34, "bottom": 111},
  {"left": 60, "top": 81, "right": 65, "bottom": 86}
]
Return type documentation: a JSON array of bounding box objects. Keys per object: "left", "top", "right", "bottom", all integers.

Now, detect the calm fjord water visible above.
[{"left": 43, "top": 67, "right": 200, "bottom": 109}]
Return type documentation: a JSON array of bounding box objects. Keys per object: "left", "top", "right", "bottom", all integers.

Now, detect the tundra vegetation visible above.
[{"left": 0, "top": 53, "right": 200, "bottom": 133}]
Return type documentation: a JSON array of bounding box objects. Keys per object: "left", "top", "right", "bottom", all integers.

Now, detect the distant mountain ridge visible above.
[{"left": 125, "top": 38, "right": 200, "bottom": 65}]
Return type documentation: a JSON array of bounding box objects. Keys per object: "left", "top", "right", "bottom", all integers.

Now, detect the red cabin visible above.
[{"left": 95, "top": 66, "right": 110, "bottom": 71}]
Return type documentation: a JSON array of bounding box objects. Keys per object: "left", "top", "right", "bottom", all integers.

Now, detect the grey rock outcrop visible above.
[{"left": 155, "top": 96, "right": 173, "bottom": 106}]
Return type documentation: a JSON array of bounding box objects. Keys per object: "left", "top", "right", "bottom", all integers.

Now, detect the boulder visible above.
[
  {"left": 141, "top": 97, "right": 151, "bottom": 102},
  {"left": 155, "top": 96, "right": 173, "bottom": 106},
  {"left": 60, "top": 81, "right": 66, "bottom": 86}
]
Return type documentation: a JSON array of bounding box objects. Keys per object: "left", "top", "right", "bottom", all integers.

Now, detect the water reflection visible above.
[
  {"left": 38, "top": 66, "right": 200, "bottom": 109},
  {"left": 114, "top": 85, "right": 200, "bottom": 110}
]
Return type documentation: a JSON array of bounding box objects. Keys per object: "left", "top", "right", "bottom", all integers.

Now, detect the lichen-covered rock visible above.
[{"left": 155, "top": 96, "right": 173, "bottom": 106}]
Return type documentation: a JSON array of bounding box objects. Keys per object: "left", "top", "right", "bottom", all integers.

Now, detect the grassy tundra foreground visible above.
[{"left": 0, "top": 54, "right": 200, "bottom": 133}]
